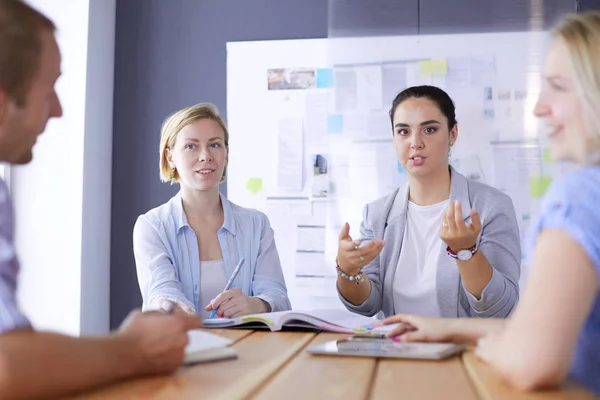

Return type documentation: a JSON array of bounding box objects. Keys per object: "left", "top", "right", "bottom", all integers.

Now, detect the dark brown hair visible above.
[
  {"left": 0, "top": 0, "right": 56, "bottom": 106},
  {"left": 389, "top": 85, "right": 457, "bottom": 131}
]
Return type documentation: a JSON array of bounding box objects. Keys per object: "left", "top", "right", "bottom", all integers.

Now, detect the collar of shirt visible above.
[{"left": 171, "top": 192, "right": 237, "bottom": 236}]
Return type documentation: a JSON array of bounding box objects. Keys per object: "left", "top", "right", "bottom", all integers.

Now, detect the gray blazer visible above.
[{"left": 338, "top": 167, "right": 521, "bottom": 318}]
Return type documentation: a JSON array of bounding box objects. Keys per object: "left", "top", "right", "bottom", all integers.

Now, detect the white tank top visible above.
[
  {"left": 393, "top": 200, "right": 449, "bottom": 317},
  {"left": 198, "top": 259, "right": 227, "bottom": 319}
]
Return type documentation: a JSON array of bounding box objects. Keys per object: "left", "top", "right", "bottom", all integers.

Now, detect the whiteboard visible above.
[{"left": 226, "top": 32, "right": 572, "bottom": 310}]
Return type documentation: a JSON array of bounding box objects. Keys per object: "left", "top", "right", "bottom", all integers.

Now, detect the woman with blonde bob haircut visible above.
[
  {"left": 134, "top": 102, "right": 291, "bottom": 318},
  {"left": 382, "top": 12, "right": 600, "bottom": 395}
]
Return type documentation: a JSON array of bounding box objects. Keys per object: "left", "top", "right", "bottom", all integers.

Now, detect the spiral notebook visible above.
[{"left": 202, "top": 309, "right": 393, "bottom": 334}]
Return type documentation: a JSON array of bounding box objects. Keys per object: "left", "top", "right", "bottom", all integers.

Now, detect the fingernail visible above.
[{"left": 392, "top": 337, "right": 401, "bottom": 343}]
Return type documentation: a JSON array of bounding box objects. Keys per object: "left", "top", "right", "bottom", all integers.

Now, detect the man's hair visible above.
[{"left": 0, "top": 0, "right": 56, "bottom": 106}]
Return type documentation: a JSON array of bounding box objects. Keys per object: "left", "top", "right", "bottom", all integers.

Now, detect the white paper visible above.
[
  {"left": 334, "top": 68, "right": 358, "bottom": 111},
  {"left": 357, "top": 65, "right": 383, "bottom": 111},
  {"left": 470, "top": 55, "right": 496, "bottom": 86},
  {"left": 304, "top": 92, "right": 329, "bottom": 146},
  {"left": 367, "top": 112, "right": 392, "bottom": 140},
  {"left": 382, "top": 65, "right": 407, "bottom": 106},
  {"left": 277, "top": 118, "right": 304, "bottom": 192},
  {"left": 297, "top": 225, "right": 326, "bottom": 253},
  {"left": 185, "top": 330, "right": 232, "bottom": 355},
  {"left": 445, "top": 57, "right": 471, "bottom": 89}
]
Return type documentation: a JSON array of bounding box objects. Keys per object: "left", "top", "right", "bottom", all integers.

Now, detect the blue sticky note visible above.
[
  {"left": 397, "top": 161, "right": 405, "bottom": 173},
  {"left": 327, "top": 114, "right": 344, "bottom": 134},
  {"left": 316, "top": 68, "right": 334, "bottom": 88}
]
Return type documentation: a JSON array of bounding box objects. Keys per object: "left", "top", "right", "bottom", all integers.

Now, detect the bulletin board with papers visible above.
[{"left": 226, "top": 32, "right": 573, "bottom": 310}]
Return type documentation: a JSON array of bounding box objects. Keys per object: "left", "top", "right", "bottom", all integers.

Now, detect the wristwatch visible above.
[
  {"left": 446, "top": 244, "right": 478, "bottom": 261},
  {"left": 335, "top": 261, "right": 365, "bottom": 285}
]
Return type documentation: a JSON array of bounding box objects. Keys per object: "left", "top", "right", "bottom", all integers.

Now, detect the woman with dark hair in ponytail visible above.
[{"left": 335, "top": 85, "right": 521, "bottom": 320}]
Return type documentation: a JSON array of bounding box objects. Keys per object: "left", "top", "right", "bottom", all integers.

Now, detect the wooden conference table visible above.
[{"left": 70, "top": 329, "right": 594, "bottom": 400}]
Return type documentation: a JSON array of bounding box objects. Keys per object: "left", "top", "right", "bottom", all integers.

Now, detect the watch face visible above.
[{"left": 457, "top": 249, "right": 473, "bottom": 261}]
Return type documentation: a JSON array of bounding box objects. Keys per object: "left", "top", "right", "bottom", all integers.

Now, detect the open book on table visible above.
[
  {"left": 202, "top": 309, "right": 395, "bottom": 334},
  {"left": 184, "top": 330, "right": 237, "bottom": 365}
]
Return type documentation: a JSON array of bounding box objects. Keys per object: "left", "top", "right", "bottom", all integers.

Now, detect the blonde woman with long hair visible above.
[{"left": 383, "top": 12, "right": 600, "bottom": 395}]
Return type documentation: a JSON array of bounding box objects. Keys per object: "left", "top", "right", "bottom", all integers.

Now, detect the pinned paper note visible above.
[
  {"left": 419, "top": 59, "right": 448, "bottom": 76},
  {"left": 327, "top": 114, "right": 344, "bottom": 134},
  {"left": 316, "top": 68, "right": 334, "bottom": 88},
  {"left": 529, "top": 176, "right": 552, "bottom": 198},
  {"left": 246, "top": 178, "right": 263, "bottom": 194},
  {"left": 543, "top": 148, "right": 554, "bottom": 162}
]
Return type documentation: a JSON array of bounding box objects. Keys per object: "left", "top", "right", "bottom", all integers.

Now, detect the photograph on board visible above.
[
  {"left": 268, "top": 68, "right": 316, "bottom": 90},
  {"left": 311, "top": 154, "right": 329, "bottom": 198}
]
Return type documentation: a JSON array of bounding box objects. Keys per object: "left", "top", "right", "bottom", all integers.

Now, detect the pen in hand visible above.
[{"left": 209, "top": 256, "right": 246, "bottom": 319}]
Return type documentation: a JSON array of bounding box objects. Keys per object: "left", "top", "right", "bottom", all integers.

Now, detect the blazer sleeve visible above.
[
  {"left": 337, "top": 203, "right": 384, "bottom": 317},
  {"left": 250, "top": 213, "right": 292, "bottom": 312},
  {"left": 462, "top": 193, "right": 521, "bottom": 317}
]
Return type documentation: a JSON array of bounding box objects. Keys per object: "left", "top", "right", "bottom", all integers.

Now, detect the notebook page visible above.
[
  {"left": 185, "top": 329, "right": 233, "bottom": 355},
  {"left": 297, "top": 309, "right": 379, "bottom": 329}
]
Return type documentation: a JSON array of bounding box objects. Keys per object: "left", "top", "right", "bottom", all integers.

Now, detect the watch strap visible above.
[{"left": 446, "top": 244, "right": 477, "bottom": 258}]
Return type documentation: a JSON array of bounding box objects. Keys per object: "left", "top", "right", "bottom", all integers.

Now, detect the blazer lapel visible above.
[{"left": 380, "top": 184, "right": 409, "bottom": 316}]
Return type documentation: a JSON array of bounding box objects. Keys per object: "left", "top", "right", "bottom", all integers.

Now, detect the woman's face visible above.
[
  {"left": 534, "top": 38, "right": 587, "bottom": 163},
  {"left": 166, "top": 119, "right": 228, "bottom": 192},
  {"left": 392, "top": 97, "right": 457, "bottom": 178}
]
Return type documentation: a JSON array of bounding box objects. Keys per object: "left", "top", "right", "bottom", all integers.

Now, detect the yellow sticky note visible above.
[
  {"left": 529, "top": 176, "right": 552, "bottom": 198},
  {"left": 246, "top": 178, "right": 263, "bottom": 194},
  {"left": 419, "top": 59, "right": 448, "bottom": 76},
  {"left": 543, "top": 148, "right": 554, "bottom": 162}
]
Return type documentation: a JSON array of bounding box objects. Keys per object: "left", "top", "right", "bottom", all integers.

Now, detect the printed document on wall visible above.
[
  {"left": 356, "top": 65, "right": 383, "bottom": 111},
  {"left": 277, "top": 118, "right": 304, "bottom": 192}
]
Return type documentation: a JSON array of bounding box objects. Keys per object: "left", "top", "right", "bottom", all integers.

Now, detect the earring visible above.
[
  {"left": 170, "top": 168, "right": 176, "bottom": 181},
  {"left": 220, "top": 170, "right": 227, "bottom": 183}
]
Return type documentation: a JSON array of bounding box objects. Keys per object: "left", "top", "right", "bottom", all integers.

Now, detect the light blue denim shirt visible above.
[{"left": 133, "top": 192, "right": 291, "bottom": 313}]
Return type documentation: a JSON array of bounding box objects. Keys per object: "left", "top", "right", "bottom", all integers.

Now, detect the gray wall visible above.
[
  {"left": 110, "top": 0, "right": 328, "bottom": 328},
  {"left": 110, "top": 0, "right": 599, "bottom": 328}
]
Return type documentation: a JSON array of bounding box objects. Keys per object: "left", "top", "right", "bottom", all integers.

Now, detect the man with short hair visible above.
[{"left": 0, "top": 1, "right": 201, "bottom": 398}]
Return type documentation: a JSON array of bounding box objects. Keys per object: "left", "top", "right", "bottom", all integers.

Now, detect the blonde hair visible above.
[
  {"left": 159, "top": 102, "right": 229, "bottom": 183},
  {"left": 553, "top": 11, "right": 600, "bottom": 164}
]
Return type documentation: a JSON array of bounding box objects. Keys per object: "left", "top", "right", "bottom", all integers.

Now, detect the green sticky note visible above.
[
  {"left": 543, "top": 148, "right": 554, "bottom": 162},
  {"left": 529, "top": 176, "right": 552, "bottom": 198},
  {"left": 419, "top": 59, "right": 448, "bottom": 76},
  {"left": 246, "top": 178, "right": 263, "bottom": 194}
]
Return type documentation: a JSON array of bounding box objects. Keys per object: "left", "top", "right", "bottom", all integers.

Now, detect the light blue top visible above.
[
  {"left": 133, "top": 193, "right": 291, "bottom": 313},
  {"left": 527, "top": 166, "right": 600, "bottom": 396}
]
